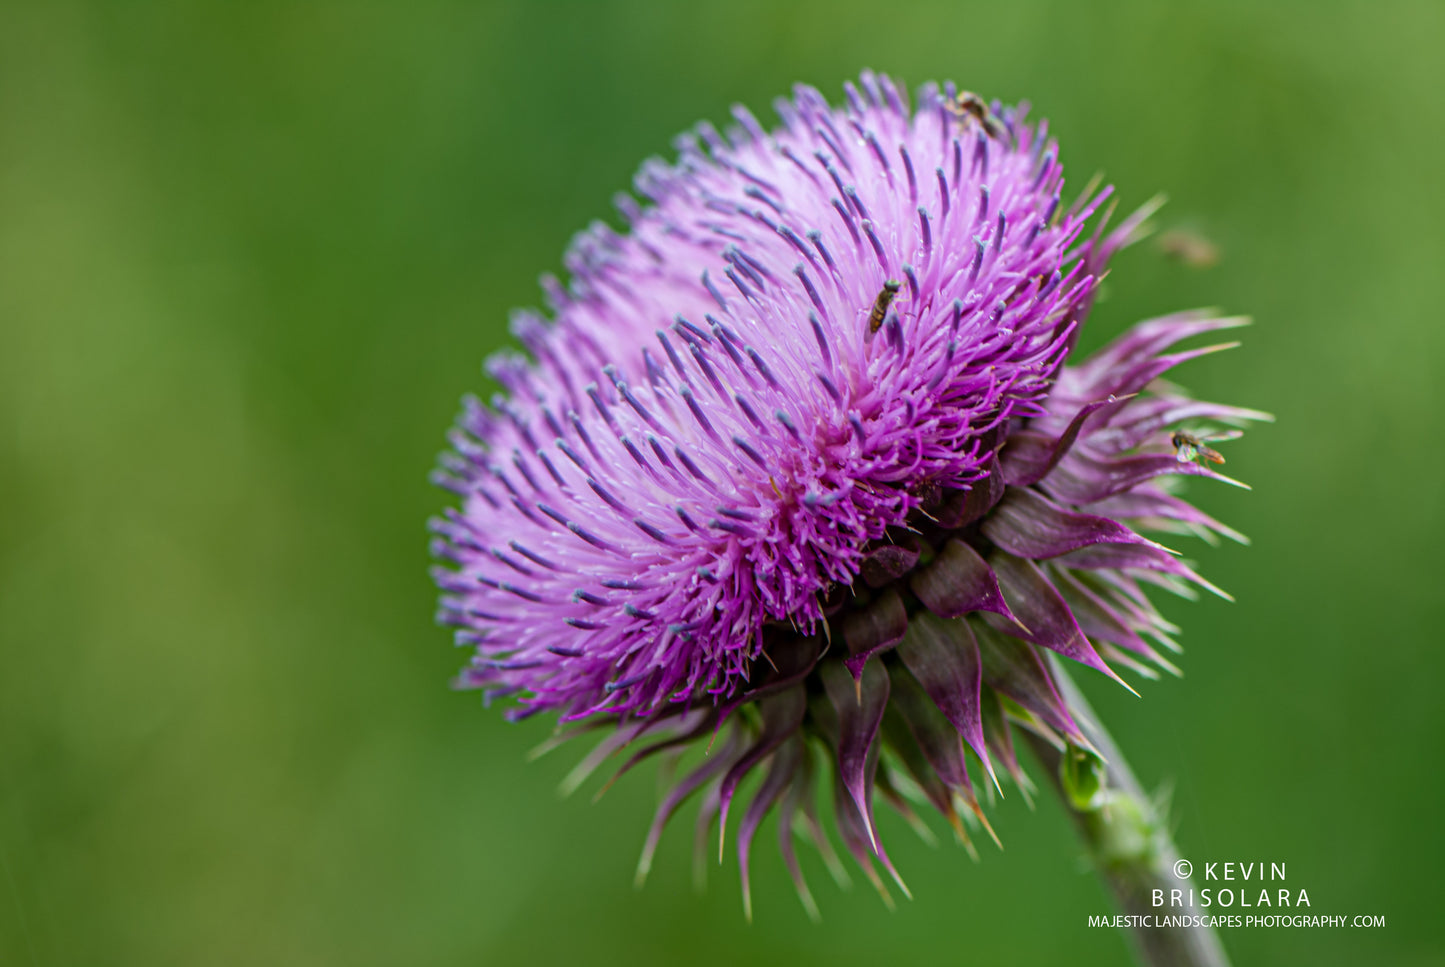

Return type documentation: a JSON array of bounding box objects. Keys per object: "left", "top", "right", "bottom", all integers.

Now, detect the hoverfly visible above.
[
  {"left": 867, "top": 279, "right": 901, "bottom": 333},
  {"left": 1171, "top": 429, "right": 1241, "bottom": 465},
  {"left": 1157, "top": 228, "right": 1220, "bottom": 269},
  {"left": 946, "top": 91, "right": 1007, "bottom": 141}
]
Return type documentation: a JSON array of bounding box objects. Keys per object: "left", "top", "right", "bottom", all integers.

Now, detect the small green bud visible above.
[{"left": 1060, "top": 743, "right": 1107, "bottom": 810}]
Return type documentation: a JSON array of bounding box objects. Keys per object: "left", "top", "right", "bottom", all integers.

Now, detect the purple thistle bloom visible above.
[{"left": 431, "top": 72, "right": 1267, "bottom": 915}]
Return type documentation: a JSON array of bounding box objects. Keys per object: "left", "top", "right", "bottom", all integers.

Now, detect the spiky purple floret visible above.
[
  {"left": 435, "top": 76, "right": 1113, "bottom": 720},
  {"left": 431, "top": 72, "right": 1268, "bottom": 915}
]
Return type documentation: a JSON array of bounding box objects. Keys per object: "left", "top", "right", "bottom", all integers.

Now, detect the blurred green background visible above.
[{"left": 2, "top": 1, "right": 1442, "bottom": 964}]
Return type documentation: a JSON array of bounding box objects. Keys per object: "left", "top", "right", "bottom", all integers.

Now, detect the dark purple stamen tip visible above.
[
  {"left": 861, "top": 219, "right": 889, "bottom": 273},
  {"left": 831, "top": 198, "right": 862, "bottom": 247},
  {"left": 809, "top": 311, "right": 832, "bottom": 366},
  {"left": 734, "top": 392, "right": 765, "bottom": 429},
  {"left": 634, "top": 518, "right": 673, "bottom": 544},
  {"left": 732, "top": 436, "right": 768, "bottom": 469},
  {"left": 898, "top": 144, "right": 917, "bottom": 204},
  {"left": 745, "top": 347, "right": 780, "bottom": 389},
  {"left": 701, "top": 271, "right": 729, "bottom": 311},
  {"left": 776, "top": 409, "right": 801, "bottom": 441}
]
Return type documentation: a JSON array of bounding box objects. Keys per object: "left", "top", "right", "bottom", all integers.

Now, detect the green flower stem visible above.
[{"left": 1022, "top": 658, "right": 1232, "bottom": 967}]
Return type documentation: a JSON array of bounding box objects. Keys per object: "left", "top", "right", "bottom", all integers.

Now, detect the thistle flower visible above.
[{"left": 430, "top": 71, "right": 1267, "bottom": 917}]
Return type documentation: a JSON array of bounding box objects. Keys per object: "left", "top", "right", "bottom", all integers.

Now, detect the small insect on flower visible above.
[
  {"left": 867, "top": 279, "right": 902, "bottom": 333},
  {"left": 946, "top": 90, "right": 1008, "bottom": 140},
  {"left": 1157, "top": 228, "right": 1221, "bottom": 269},
  {"left": 1172, "top": 429, "right": 1242, "bottom": 465}
]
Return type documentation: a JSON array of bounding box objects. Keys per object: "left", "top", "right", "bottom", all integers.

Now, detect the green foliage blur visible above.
[{"left": 2, "top": 2, "right": 1441, "bottom": 964}]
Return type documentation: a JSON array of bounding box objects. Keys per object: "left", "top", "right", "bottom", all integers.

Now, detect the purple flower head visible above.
[{"left": 431, "top": 72, "right": 1267, "bottom": 915}]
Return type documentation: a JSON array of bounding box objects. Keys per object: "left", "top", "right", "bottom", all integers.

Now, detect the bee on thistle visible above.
[{"left": 947, "top": 90, "right": 1008, "bottom": 140}]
